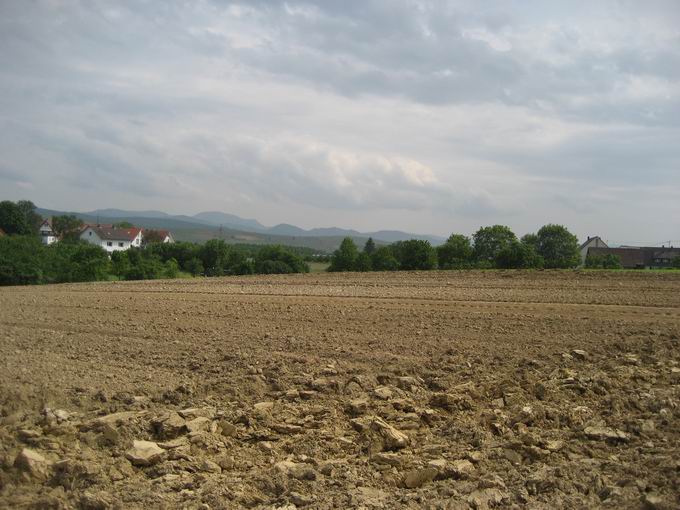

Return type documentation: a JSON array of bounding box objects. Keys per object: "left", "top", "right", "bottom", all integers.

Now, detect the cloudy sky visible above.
[{"left": 1, "top": 1, "right": 679, "bottom": 242}]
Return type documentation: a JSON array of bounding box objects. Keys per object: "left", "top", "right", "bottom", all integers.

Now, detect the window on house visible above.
[
  {"left": 118, "top": 242, "right": 124, "bottom": 247},
  {"left": 89, "top": 232, "right": 92, "bottom": 236},
  {"left": 107, "top": 241, "right": 112, "bottom": 247}
]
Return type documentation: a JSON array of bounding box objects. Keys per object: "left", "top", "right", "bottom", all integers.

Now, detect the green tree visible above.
[
  {"left": 255, "top": 245, "right": 309, "bottom": 274},
  {"left": 185, "top": 257, "right": 204, "bottom": 276},
  {"left": 199, "top": 239, "right": 231, "bottom": 276},
  {"left": 16, "top": 200, "right": 42, "bottom": 234},
  {"left": 114, "top": 221, "right": 134, "bottom": 228},
  {"left": 495, "top": 240, "right": 543, "bottom": 269},
  {"left": 328, "top": 237, "right": 359, "bottom": 272},
  {"left": 437, "top": 234, "right": 473, "bottom": 269},
  {"left": 535, "top": 224, "right": 580, "bottom": 269},
  {"left": 111, "top": 251, "right": 131, "bottom": 278},
  {"left": 355, "top": 252, "right": 372, "bottom": 272},
  {"left": 164, "top": 258, "right": 180, "bottom": 279},
  {"left": 363, "top": 237, "right": 376, "bottom": 255},
  {"left": 44, "top": 242, "right": 110, "bottom": 282},
  {"left": 0, "top": 201, "right": 31, "bottom": 235},
  {"left": 52, "top": 215, "right": 84, "bottom": 241},
  {"left": 370, "top": 246, "right": 399, "bottom": 271},
  {"left": 473, "top": 225, "right": 517, "bottom": 263},
  {"left": 673, "top": 257, "right": 680, "bottom": 269},
  {"left": 0, "top": 235, "right": 44, "bottom": 285},
  {"left": 392, "top": 239, "right": 437, "bottom": 270},
  {"left": 521, "top": 233, "right": 539, "bottom": 250}
]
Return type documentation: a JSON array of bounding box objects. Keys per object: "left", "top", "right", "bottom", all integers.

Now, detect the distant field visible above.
[{"left": 308, "top": 261, "right": 330, "bottom": 273}]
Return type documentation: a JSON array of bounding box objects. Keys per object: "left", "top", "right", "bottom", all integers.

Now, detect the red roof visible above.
[{"left": 87, "top": 226, "right": 142, "bottom": 242}]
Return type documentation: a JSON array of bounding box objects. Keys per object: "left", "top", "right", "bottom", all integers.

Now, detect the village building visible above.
[
  {"left": 579, "top": 236, "right": 608, "bottom": 264},
  {"left": 587, "top": 245, "right": 680, "bottom": 269},
  {"left": 39, "top": 219, "right": 58, "bottom": 245},
  {"left": 80, "top": 225, "right": 144, "bottom": 253}
]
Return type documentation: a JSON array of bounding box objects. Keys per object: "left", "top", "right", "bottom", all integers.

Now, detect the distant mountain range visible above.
[{"left": 36, "top": 207, "right": 445, "bottom": 252}]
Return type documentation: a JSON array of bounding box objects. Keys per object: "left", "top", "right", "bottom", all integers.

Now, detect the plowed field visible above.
[{"left": 1, "top": 271, "right": 679, "bottom": 509}]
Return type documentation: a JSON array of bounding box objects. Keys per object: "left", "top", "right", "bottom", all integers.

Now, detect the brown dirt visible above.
[{"left": 1, "top": 270, "right": 679, "bottom": 509}]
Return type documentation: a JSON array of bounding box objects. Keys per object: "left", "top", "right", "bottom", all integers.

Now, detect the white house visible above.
[
  {"left": 39, "top": 219, "right": 58, "bottom": 245},
  {"left": 579, "top": 236, "right": 608, "bottom": 265},
  {"left": 80, "top": 225, "right": 144, "bottom": 252}
]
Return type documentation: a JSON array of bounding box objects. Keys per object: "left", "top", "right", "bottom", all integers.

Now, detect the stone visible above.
[
  {"left": 125, "top": 440, "right": 165, "bottom": 466},
  {"left": 450, "top": 459, "right": 475, "bottom": 478},
  {"left": 346, "top": 398, "right": 369, "bottom": 417},
  {"left": 642, "top": 493, "right": 667, "bottom": 510},
  {"left": 273, "top": 423, "right": 304, "bottom": 434},
  {"left": 274, "top": 461, "right": 316, "bottom": 480},
  {"left": 290, "top": 492, "right": 315, "bottom": 507},
  {"left": 430, "top": 393, "right": 473, "bottom": 411},
  {"left": 371, "top": 452, "right": 403, "bottom": 467},
  {"left": 253, "top": 401, "right": 274, "bottom": 413},
  {"left": 571, "top": 349, "right": 588, "bottom": 360},
  {"left": 200, "top": 459, "right": 221, "bottom": 474},
  {"left": 373, "top": 386, "right": 393, "bottom": 400},
  {"left": 403, "top": 467, "right": 438, "bottom": 489},
  {"left": 219, "top": 421, "right": 238, "bottom": 437},
  {"left": 370, "top": 417, "right": 410, "bottom": 451},
  {"left": 14, "top": 448, "right": 50, "bottom": 480},
  {"left": 152, "top": 412, "right": 187, "bottom": 439},
  {"left": 186, "top": 417, "right": 211, "bottom": 433},
  {"left": 584, "top": 426, "right": 629, "bottom": 442},
  {"left": 467, "top": 488, "right": 507, "bottom": 509},
  {"left": 396, "top": 376, "right": 420, "bottom": 391}
]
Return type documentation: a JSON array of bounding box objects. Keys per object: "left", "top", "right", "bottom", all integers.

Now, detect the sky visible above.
[{"left": 1, "top": 0, "right": 679, "bottom": 243}]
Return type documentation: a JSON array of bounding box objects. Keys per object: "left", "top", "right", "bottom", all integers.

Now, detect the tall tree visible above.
[
  {"left": 363, "top": 237, "right": 376, "bottom": 255},
  {"left": 535, "top": 224, "right": 580, "bottom": 269},
  {"left": 0, "top": 201, "right": 31, "bottom": 235},
  {"left": 52, "top": 215, "right": 85, "bottom": 241},
  {"left": 472, "top": 225, "right": 517, "bottom": 263},
  {"left": 16, "top": 200, "right": 42, "bottom": 234},
  {"left": 392, "top": 239, "right": 437, "bottom": 270},
  {"left": 328, "top": 237, "right": 359, "bottom": 272},
  {"left": 437, "top": 234, "right": 473, "bottom": 269}
]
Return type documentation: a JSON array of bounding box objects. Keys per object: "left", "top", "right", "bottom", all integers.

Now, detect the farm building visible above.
[
  {"left": 587, "top": 246, "right": 680, "bottom": 269},
  {"left": 579, "top": 236, "right": 608, "bottom": 264}
]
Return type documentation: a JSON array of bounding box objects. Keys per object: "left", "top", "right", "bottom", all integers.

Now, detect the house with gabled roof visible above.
[
  {"left": 39, "top": 219, "right": 58, "bottom": 245},
  {"left": 579, "top": 236, "right": 608, "bottom": 265},
  {"left": 80, "top": 225, "right": 143, "bottom": 252}
]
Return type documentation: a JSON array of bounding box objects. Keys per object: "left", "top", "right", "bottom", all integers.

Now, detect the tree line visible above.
[
  {"left": 0, "top": 200, "right": 312, "bottom": 286},
  {"left": 329, "top": 224, "right": 588, "bottom": 272}
]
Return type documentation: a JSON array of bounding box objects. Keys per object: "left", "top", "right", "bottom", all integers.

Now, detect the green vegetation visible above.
[
  {"left": 0, "top": 200, "right": 40, "bottom": 235},
  {"left": 585, "top": 253, "right": 623, "bottom": 269},
  {"left": 327, "top": 223, "right": 584, "bottom": 273},
  {"left": 52, "top": 215, "right": 85, "bottom": 241},
  {"left": 0, "top": 234, "right": 310, "bottom": 286}
]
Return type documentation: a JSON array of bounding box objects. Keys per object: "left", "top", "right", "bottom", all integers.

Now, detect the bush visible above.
[
  {"left": 255, "top": 245, "right": 309, "bottom": 274},
  {"left": 44, "top": 241, "right": 110, "bottom": 283},
  {"left": 0, "top": 235, "right": 44, "bottom": 285},
  {"left": 328, "top": 238, "right": 359, "bottom": 272},
  {"left": 585, "top": 254, "right": 623, "bottom": 269}
]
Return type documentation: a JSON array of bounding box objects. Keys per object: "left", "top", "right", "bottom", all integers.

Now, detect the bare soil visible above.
[{"left": 1, "top": 270, "right": 679, "bottom": 509}]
